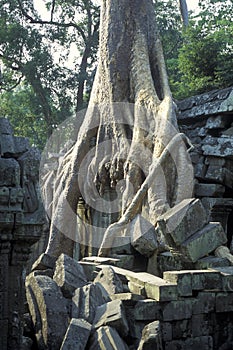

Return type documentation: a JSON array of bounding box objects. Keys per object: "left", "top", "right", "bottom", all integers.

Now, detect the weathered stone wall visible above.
[
  {"left": 178, "top": 86, "right": 233, "bottom": 252},
  {"left": 0, "top": 118, "right": 45, "bottom": 350}
]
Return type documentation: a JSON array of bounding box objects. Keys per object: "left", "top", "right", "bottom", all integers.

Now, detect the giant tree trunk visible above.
[{"left": 42, "top": 0, "right": 193, "bottom": 259}]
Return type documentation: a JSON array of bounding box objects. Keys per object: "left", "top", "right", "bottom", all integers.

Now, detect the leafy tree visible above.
[
  {"left": 177, "top": 0, "right": 233, "bottom": 97},
  {"left": 0, "top": 0, "right": 99, "bottom": 144}
]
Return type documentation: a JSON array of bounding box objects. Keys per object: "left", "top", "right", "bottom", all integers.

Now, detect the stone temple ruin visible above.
[{"left": 1, "top": 86, "right": 233, "bottom": 349}]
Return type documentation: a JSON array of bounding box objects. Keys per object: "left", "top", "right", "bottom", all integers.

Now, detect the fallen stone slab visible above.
[
  {"left": 195, "top": 255, "right": 230, "bottom": 269},
  {"left": 94, "top": 265, "right": 124, "bottom": 295},
  {"left": 53, "top": 253, "right": 88, "bottom": 298},
  {"left": 157, "top": 198, "right": 207, "bottom": 246},
  {"left": 72, "top": 283, "right": 110, "bottom": 323},
  {"left": 88, "top": 326, "right": 129, "bottom": 350},
  {"left": 111, "top": 236, "right": 134, "bottom": 255},
  {"left": 129, "top": 214, "right": 158, "bottom": 257},
  {"left": 137, "top": 321, "right": 163, "bottom": 350},
  {"left": 60, "top": 318, "right": 91, "bottom": 350},
  {"left": 25, "top": 273, "right": 68, "bottom": 350},
  {"left": 31, "top": 253, "right": 57, "bottom": 271},
  {"left": 180, "top": 222, "right": 227, "bottom": 263},
  {"left": 95, "top": 265, "right": 178, "bottom": 301},
  {"left": 93, "top": 299, "right": 129, "bottom": 337}
]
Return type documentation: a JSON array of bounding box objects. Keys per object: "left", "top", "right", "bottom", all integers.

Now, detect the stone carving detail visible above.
[{"left": 0, "top": 118, "right": 45, "bottom": 350}]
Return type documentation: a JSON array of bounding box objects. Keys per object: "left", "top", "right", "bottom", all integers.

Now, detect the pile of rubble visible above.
[{"left": 25, "top": 252, "right": 233, "bottom": 350}]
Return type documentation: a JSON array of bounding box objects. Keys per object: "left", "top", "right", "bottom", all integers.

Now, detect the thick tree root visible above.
[{"left": 98, "top": 132, "right": 192, "bottom": 256}]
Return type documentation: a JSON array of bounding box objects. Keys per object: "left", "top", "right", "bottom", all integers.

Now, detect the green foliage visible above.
[
  {"left": 1, "top": 83, "right": 47, "bottom": 149},
  {"left": 176, "top": 0, "right": 233, "bottom": 98},
  {"left": 0, "top": 0, "right": 99, "bottom": 147}
]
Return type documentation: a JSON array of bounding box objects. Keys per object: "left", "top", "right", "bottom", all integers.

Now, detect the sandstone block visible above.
[
  {"left": 0, "top": 158, "right": 20, "bottom": 186},
  {"left": 133, "top": 299, "right": 161, "bottom": 321},
  {"left": 25, "top": 273, "right": 68, "bottom": 350},
  {"left": 163, "top": 271, "right": 192, "bottom": 296},
  {"left": 195, "top": 256, "right": 230, "bottom": 269},
  {"left": 171, "top": 319, "right": 191, "bottom": 339},
  {"left": 191, "top": 314, "right": 211, "bottom": 337},
  {"left": 192, "top": 291, "right": 216, "bottom": 314},
  {"left": 180, "top": 222, "right": 227, "bottom": 262},
  {"left": 31, "top": 253, "right": 56, "bottom": 271},
  {"left": 60, "top": 318, "right": 91, "bottom": 350},
  {"left": 53, "top": 254, "right": 87, "bottom": 298},
  {"left": 212, "top": 266, "right": 233, "bottom": 291},
  {"left": 202, "top": 135, "right": 233, "bottom": 159},
  {"left": 162, "top": 299, "right": 194, "bottom": 321},
  {"left": 94, "top": 265, "right": 124, "bottom": 295},
  {"left": 93, "top": 299, "right": 129, "bottom": 337},
  {"left": 72, "top": 283, "right": 110, "bottom": 323},
  {"left": 194, "top": 183, "right": 225, "bottom": 197},
  {"left": 88, "top": 326, "right": 129, "bottom": 350},
  {"left": 111, "top": 236, "right": 133, "bottom": 255},
  {"left": 137, "top": 321, "right": 163, "bottom": 350},
  {"left": 216, "top": 292, "right": 233, "bottom": 312},
  {"left": 157, "top": 198, "right": 207, "bottom": 246},
  {"left": 161, "top": 323, "right": 172, "bottom": 342},
  {"left": 130, "top": 214, "right": 158, "bottom": 257},
  {"left": 165, "top": 336, "right": 213, "bottom": 350}
]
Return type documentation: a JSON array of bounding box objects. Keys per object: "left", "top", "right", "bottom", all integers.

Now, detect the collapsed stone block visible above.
[
  {"left": 195, "top": 256, "right": 230, "bottom": 269},
  {"left": 157, "top": 198, "right": 207, "bottom": 246},
  {"left": 93, "top": 299, "right": 129, "bottom": 337},
  {"left": 53, "top": 253, "right": 88, "bottom": 298},
  {"left": 88, "top": 326, "right": 129, "bottom": 350},
  {"left": 94, "top": 265, "right": 124, "bottom": 295},
  {"left": 137, "top": 321, "right": 163, "bottom": 350},
  {"left": 129, "top": 214, "right": 158, "bottom": 257},
  {"left": 111, "top": 236, "right": 133, "bottom": 255},
  {"left": 180, "top": 222, "right": 227, "bottom": 262},
  {"left": 72, "top": 283, "right": 110, "bottom": 323},
  {"left": 60, "top": 318, "right": 91, "bottom": 350},
  {"left": 31, "top": 253, "right": 57, "bottom": 271},
  {"left": 25, "top": 273, "right": 68, "bottom": 350}
]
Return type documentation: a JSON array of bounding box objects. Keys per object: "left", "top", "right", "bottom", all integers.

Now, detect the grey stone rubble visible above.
[{"left": 25, "top": 253, "right": 233, "bottom": 350}]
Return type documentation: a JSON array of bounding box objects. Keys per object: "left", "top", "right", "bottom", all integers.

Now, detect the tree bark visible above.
[{"left": 43, "top": 0, "right": 193, "bottom": 259}]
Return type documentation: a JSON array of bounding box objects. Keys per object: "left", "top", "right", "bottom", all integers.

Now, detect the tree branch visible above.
[{"left": 16, "top": 0, "right": 87, "bottom": 43}]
